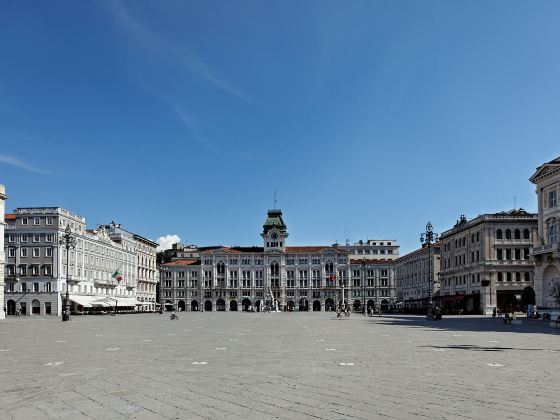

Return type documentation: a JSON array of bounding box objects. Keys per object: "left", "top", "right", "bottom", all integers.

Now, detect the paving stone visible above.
[{"left": 0, "top": 314, "right": 559, "bottom": 419}]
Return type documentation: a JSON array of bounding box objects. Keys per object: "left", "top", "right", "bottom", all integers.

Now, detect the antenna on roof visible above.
[
  {"left": 273, "top": 189, "right": 277, "bottom": 210},
  {"left": 514, "top": 194, "right": 517, "bottom": 209}
]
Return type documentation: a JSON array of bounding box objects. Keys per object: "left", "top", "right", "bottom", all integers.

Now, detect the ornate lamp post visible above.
[
  {"left": 420, "top": 222, "right": 438, "bottom": 320},
  {"left": 59, "top": 225, "right": 76, "bottom": 322}
]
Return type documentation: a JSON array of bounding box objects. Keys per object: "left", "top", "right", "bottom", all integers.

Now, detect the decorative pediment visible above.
[{"left": 530, "top": 158, "right": 560, "bottom": 183}]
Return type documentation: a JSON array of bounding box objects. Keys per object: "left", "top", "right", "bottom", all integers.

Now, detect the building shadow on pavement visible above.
[{"left": 362, "top": 314, "right": 560, "bottom": 336}]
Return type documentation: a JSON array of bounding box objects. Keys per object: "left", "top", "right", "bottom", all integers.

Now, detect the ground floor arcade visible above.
[{"left": 164, "top": 297, "right": 392, "bottom": 312}]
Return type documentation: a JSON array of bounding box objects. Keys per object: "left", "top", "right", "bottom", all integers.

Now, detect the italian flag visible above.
[{"left": 112, "top": 269, "right": 124, "bottom": 283}]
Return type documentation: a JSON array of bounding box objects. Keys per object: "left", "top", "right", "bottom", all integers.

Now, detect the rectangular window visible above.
[
  {"left": 32, "top": 265, "right": 39, "bottom": 276},
  {"left": 21, "top": 283, "right": 27, "bottom": 292},
  {"left": 550, "top": 224, "right": 558, "bottom": 244},
  {"left": 44, "top": 265, "right": 52, "bottom": 276},
  {"left": 550, "top": 190, "right": 557, "bottom": 208},
  {"left": 46, "top": 217, "right": 53, "bottom": 225},
  {"left": 33, "top": 282, "right": 39, "bottom": 292},
  {"left": 8, "top": 248, "right": 15, "bottom": 257},
  {"left": 21, "top": 248, "right": 28, "bottom": 258},
  {"left": 46, "top": 247, "right": 53, "bottom": 257},
  {"left": 21, "top": 217, "right": 28, "bottom": 225},
  {"left": 46, "top": 234, "right": 53, "bottom": 243},
  {"left": 20, "top": 266, "right": 27, "bottom": 276},
  {"left": 8, "top": 234, "right": 15, "bottom": 243},
  {"left": 34, "top": 217, "right": 40, "bottom": 225},
  {"left": 33, "top": 234, "right": 40, "bottom": 243},
  {"left": 21, "top": 234, "right": 28, "bottom": 243},
  {"left": 33, "top": 248, "right": 40, "bottom": 257}
]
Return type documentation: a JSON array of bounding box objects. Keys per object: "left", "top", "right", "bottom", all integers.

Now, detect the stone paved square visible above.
[{"left": 0, "top": 313, "right": 559, "bottom": 419}]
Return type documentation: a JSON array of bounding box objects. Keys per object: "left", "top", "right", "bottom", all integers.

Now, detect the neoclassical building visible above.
[
  {"left": 341, "top": 239, "right": 399, "bottom": 260},
  {"left": 0, "top": 185, "right": 8, "bottom": 320},
  {"left": 439, "top": 210, "right": 537, "bottom": 314},
  {"left": 395, "top": 243, "right": 441, "bottom": 310},
  {"left": 3, "top": 208, "right": 156, "bottom": 316},
  {"left": 160, "top": 209, "right": 396, "bottom": 312},
  {"left": 530, "top": 156, "right": 560, "bottom": 309}
]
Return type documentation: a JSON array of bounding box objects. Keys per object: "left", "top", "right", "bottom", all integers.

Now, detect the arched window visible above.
[
  {"left": 524, "top": 272, "right": 530, "bottom": 282},
  {"left": 496, "top": 229, "right": 503, "bottom": 239},
  {"left": 498, "top": 273, "right": 503, "bottom": 282},
  {"left": 506, "top": 272, "right": 512, "bottom": 282},
  {"left": 523, "top": 229, "right": 530, "bottom": 240},
  {"left": 505, "top": 229, "right": 511, "bottom": 240},
  {"left": 514, "top": 229, "right": 520, "bottom": 240},
  {"left": 515, "top": 272, "right": 521, "bottom": 282},
  {"left": 270, "top": 261, "right": 279, "bottom": 276}
]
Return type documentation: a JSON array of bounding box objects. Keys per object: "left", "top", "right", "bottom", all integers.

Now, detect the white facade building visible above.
[
  {"left": 133, "top": 234, "right": 158, "bottom": 311},
  {"left": 341, "top": 239, "right": 399, "bottom": 260},
  {"left": 4, "top": 208, "right": 154, "bottom": 316},
  {"left": 530, "top": 156, "right": 560, "bottom": 309},
  {"left": 160, "top": 209, "right": 397, "bottom": 313}
]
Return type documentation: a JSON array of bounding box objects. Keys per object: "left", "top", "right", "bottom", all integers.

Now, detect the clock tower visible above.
[{"left": 262, "top": 209, "right": 288, "bottom": 251}]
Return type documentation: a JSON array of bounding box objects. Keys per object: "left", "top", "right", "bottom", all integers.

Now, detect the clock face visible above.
[{"left": 271, "top": 232, "right": 278, "bottom": 240}]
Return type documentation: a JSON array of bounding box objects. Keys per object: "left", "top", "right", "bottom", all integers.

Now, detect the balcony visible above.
[
  {"left": 492, "top": 260, "right": 533, "bottom": 266},
  {"left": 66, "top": 274, "right": 81, "bottom": 284},
  {"left": 532, "top": 242, "right": 559, "bottom": 256},
  {"left": 94, "top": 279, "right": 116, "bottom": 288}
]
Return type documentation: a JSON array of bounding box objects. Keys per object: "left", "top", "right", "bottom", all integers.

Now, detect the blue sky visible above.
[{"left": 1, "top": 0, "right": 559, "bottom": 254}]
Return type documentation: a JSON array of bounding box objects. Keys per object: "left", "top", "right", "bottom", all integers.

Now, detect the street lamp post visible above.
[
  {"left": 361, "top": 258, "right": 366, "bottom": 315},
  {"left": 59, "top": 225, "right": 76, "bottom": 322},
  {"left": 342, "top": 279, "right": 345, "bottom": 310},
  {"left": 158, "top": 265, "right": 167, "bottom": 314},
  {"left": 420, "top": 222, "right": 439, "bottom": 321}
]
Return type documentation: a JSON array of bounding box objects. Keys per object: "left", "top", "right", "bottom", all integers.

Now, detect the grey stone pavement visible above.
[{"left": 0, "top": 313, "right": 559, "bottom": 420}]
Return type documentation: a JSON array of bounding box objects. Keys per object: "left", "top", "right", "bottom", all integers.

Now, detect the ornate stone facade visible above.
[
  {"left": 530, "top": 156, "right": 560, "bottom": 309},
  {"left": 3, "top": 208, "right": 155, "bottom": 316},
  {"left": 439, "top": 210, "right": 537, "bottom": 314},
  {"left": 0, "top": 185, "right": 8, "bottom": 320},
  {"left": 160, "top": 209, "right": 397, "bottom": 312}
]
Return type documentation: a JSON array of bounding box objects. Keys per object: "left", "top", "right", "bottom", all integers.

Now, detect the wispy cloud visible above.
[
  {"left": 0, "top": 153, "right": 52, "bottom": 175},
  {"left": 148, "top": 88, "right": 223, "bottom": 155},
  {"left": 108, "top": 1, "right": 256, "bottom": 106}
]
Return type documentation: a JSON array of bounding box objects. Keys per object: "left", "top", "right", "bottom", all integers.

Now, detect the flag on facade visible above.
[
  {"left": 112, "top": 269, "right": 123, "bottom": 283},
  {"left": 328, "top": 274, "right": 337, "bottom": 281}
]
